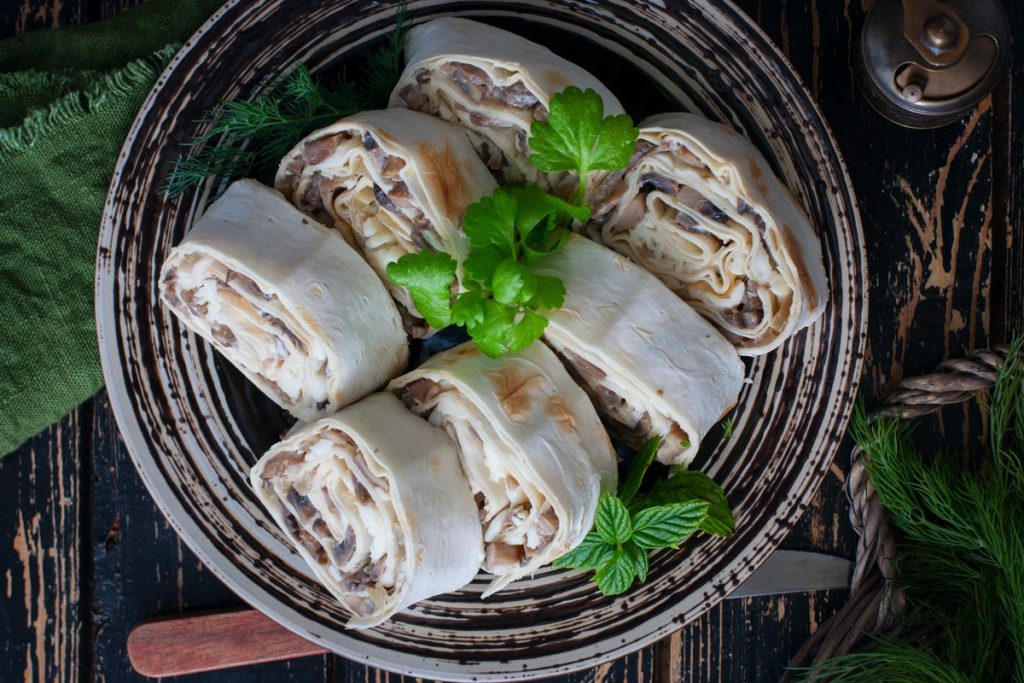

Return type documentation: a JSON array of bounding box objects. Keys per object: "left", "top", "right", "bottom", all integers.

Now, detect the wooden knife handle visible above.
[{"left": 127, "top": 608, "right": 327, "bottom": 677}]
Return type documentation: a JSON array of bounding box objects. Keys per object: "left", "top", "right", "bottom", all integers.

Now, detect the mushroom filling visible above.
[
  {"left": 589, "top": 136, "right": 788, "bottom": 345},
  {"left": 396, "top": 378, "right": 560, "bottom": 573},
  {"left": 397, "top": 64, "right": 571, "bottom": 192},
  {"left": 258, "top": 427, "right": 400, "bottom": 618},
  {"left": 281, "top": 130, "right": 438, "bottom": 281},
  {"left": 161, "top": 253, "right": 331, "bottom": 411},
  {"left": 548, "top": 344, "right": 688, "bottom": 463}
]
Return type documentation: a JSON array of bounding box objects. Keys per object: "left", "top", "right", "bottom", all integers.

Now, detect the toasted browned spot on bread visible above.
[
  {"left": 546, "top": 394, "right": 577, "bottom": 433},
  {"left": 415, "top": 141, "right": 470, "bottom": 219},
  {"left": 486, "top": 366, "right": 547, "bottom": 424},
  {"left": 746, "top": 156, "right": 770, "bottom": 195}
]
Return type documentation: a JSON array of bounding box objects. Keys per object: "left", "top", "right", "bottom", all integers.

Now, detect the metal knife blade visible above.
[{"left": 727, "top": 550, "right": 852, "bottom": 599}]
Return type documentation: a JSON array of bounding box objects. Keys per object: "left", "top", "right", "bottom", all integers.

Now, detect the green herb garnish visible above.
[
  {"left": 163, "top": 4, "right": 409, "bottom": 196},
  {"left": 529, "top": 86, "right": 638, "bottom": 204},
  {"left": 721, "top": 416, "right": 734, "bottom": 438},
  {"left": 387, "top": 185, "right": 589, "bottom": 356},
  {"left": 554, "top": 436, "right": 735, "bottom": 596},
  {"left": 390, "top": 85, "right": 637, "bottom": 358},
  {"left": 806, "top": 337, "right": 1024, "bottom": 682}
]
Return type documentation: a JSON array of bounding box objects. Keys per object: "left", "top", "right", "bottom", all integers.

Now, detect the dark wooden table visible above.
[{"left": 1, "top": 0, "right": 1021, "bottom": 681}]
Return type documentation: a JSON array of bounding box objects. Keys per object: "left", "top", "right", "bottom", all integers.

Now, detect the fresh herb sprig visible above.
[
  {"left": 554, "top": 436, "right": 735, "bottom": 596},
  {"left": 529, "top": 86, "right": 638, "bottom": 204},
  {"left": 804, "top": 336, "right": 1024, "bottom": 682},
  {"left": 388, "top": 185, "right": 589, "bottom": 356},
  {"left": 388, "top": 86, "right": 637, "bottom": 357},
  {"left": 163, "top": 4, "right": 409, "bottom": 196}
]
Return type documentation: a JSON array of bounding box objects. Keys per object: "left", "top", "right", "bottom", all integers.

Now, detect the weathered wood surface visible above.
[{"left": 0, "top": 0, "right": 1018, "bottom": 681}]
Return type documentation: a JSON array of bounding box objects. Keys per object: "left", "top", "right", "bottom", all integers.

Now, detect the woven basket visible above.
[{"left": 784, "top": 345, "right": 1010, "bottom": 679}]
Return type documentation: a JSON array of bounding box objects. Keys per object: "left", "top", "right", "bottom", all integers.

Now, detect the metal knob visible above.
[
  {"left": 922, "top": 14, "right": 959, "bottom": 53},
  {"left": 857, "top": 0, "right": 1009, "bottom": 129}
]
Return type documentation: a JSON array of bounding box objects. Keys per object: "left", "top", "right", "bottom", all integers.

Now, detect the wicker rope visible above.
[{"left": 783, "top": 345, "right": 1009, "bottom": 680}]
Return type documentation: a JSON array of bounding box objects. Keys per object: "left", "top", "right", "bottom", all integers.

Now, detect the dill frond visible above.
[
  {"left": 800, "top": 638, "right": 971, "bottom": 683},
  {"left": 163, "top": 2, "right": 409, "bottom": 197},
  {"left": 162, "top": 144, "right": 255, "bottom": 197},
  {"left": 820, "top": 337, "right": 1024, "bottom": 680},
  {"left": 362, "top": 2, "right": 409, "bottom": 106}
]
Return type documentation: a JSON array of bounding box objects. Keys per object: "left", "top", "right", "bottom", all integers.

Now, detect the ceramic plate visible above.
[{"left": 95, "top": 0, "right": 867, "bottom": 679}]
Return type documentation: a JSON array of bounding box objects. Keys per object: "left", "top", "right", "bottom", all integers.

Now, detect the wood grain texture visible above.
[
  {"left": 0, "top": 407, "right": 88, "bottom": 683},
  {"left": 88, "top": 393, "right": 335, "bottom": 683},
  {"left": 127, "top": 609, "right": 328, "bottom": 676},
  {"left": 0, "top": 0, "right": 1016, "bottom": 682},
  {"left": 1002, "top": 0, "right": 1023, "bottom": 335},
  {"left": 0, "top": 0, "right": 81, "bottom": 37}
]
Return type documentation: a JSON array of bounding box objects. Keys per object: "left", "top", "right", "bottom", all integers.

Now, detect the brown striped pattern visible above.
[{"left": 94, "top": 0, "right": 867, "bottom": 679}]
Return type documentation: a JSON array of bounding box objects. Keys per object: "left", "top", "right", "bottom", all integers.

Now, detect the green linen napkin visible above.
[{"left": 0, "top": 0, "right": 223, "bottom": 458}]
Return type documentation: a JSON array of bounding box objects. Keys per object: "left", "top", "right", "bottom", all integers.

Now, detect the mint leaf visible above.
[
  {"left": 621, "top": 541, "right": 649, "bottom": 583},
  {"left": 619, "top": 435, "right": 662, "bottom": 505},
  {"left": 593, "top": 549, "right": 635, "bottom": 596},
  {"left": 635, "top": 471, "right": 735, "bottom": 537},
  {"left": 553, "top": 532, "right": 615, "bottom": 570},
  {"left": 385, "top": 251, "right": 456, "bottom": 328},
  {"left": 463, "top": 189, "right": 518, "bottom": 254},
  {"left": 528, "top": 87, "right": 638, "bottom": 202},
  {"left": 594, "top": 493, "right": 632, "bottom": 544},
  {"left": 631, "top": 500, "right": 710, "bottom": 549}
]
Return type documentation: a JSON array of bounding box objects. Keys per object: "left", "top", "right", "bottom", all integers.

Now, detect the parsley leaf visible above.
[
  {"left": 385, "top": 252, "right": 456, "bottom": 328},
  {"left": 529, "top": 86, "right": 638, "bottom": 203},
  {"left": 464, "top": 190, "right": 519, "bottom": 254},
  {"left": 465, "top": 302, "right": 549, "bottom": 358}
]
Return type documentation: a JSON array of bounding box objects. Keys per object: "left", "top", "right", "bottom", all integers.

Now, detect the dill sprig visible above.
[
  {"left": 803, "top": 335, "right": 1024, "bottom": 681},
  {"left": 163, "top": 3, "right": 409, "bottom": 197},
  {"left": 362, "top": 2, "right": 409, "bottom": 105}
]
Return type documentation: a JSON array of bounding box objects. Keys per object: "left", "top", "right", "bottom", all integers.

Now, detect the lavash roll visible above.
[
  {"left": 276, "top": 108, "right": 498, "bottom": 336},
  {"left": 388, "top": 341, "right": 617, "bottom": 595},
  {"left": 250, "top": 393, "right": 484, "bottom": 628},
  {"left": 534, "top": 235, "right": 744, "bottom": 466},
  {"left": 586, "top": 112, "right": 828, "bottom": 355},
  {"left": 159, "top": 179, "right": 408, "bottom": 422},
  {"left": 390, "top": 17, "right": 625, "bottom": 198}
]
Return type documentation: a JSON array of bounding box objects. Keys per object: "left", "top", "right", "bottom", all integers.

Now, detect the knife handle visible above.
[{"left": 127, "top": 608, "right": 326, "bottom": 677}]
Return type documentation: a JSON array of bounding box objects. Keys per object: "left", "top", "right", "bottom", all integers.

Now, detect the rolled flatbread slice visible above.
[
  {"left": 534, "top": 235, "right": 744, "bottom": 466},
  {"left": 275, "top": 108, "right": 498, "bottom": 336},
  {"left": 390, "top": 17, "right": 625, "bottom": 197},
  {"left": 250, "top": 393, "right": 484, "bottom": 628},
  {"left": 388, "top": 342, "right": 616, "bottom": 595},
  {"left": 586, "top": 112, "right": 829, "bottom": 355},
  {"left": 159, "top": 179, "right": 408, "bottom": 422}
]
